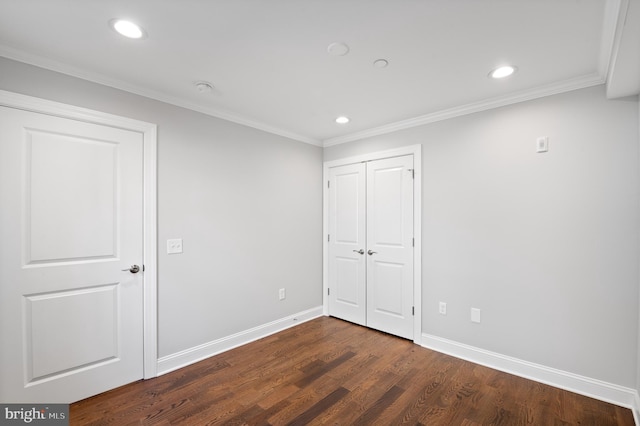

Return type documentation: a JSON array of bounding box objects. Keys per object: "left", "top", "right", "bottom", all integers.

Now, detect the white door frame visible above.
[
  {"left": 323, "top": 144, "right": 422, "bottom": 343},
  {"left": 0, "top": 90, "right": 158, "bottom": 379}
]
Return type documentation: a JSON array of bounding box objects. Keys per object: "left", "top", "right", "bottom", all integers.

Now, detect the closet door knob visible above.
[
  {"left": 367, "top": 250, "right": 377, "bottom": 255},
  {"left": 122, "top": 264, "right": 141, "bottom": 273},
  {"left": 353, "top": 249, "right": 364, "bottom": 255}
]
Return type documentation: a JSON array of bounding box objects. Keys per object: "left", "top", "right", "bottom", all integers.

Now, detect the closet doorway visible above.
[{"left": 323, "top": 146, "right": 421, "bottom": 341}]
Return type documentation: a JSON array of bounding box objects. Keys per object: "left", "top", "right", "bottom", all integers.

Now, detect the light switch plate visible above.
[
  {"left": 471, "top": 308, "right": 481, "bottom": 323},
  {"left": 167, "top": 238, "right": 183, "bottom": 254},
  {"left": 536, "top": 136, "right": 549, "bottom": 153}
]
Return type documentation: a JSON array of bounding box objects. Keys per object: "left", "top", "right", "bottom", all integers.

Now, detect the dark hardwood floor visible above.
[{"left": 70, "top": 317, "right": 635, "bottom": 425}]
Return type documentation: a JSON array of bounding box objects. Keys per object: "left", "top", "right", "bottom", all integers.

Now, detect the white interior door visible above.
[
  {"left": 327, "top": 163, "right": 366, "bottom": 325},
  {"left": 366, "top": 155, "right": 414, "bottom": 339},
  {"left": 327, "top": 155, "right": 414, "bottom": 339},
  {"left": 0, "top": 106, "right": 144, "bottom": 403}
]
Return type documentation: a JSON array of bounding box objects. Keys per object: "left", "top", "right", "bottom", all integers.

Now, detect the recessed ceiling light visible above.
[
  {"left": 110, "top": 19, "right": 146, "bottom": 39},
  {"left": 327, "top": 42, "right": 350, "bottom": 56},
  {"left": 194, "top": 81, "right": 214, "bottom": 93},
  {"left": 335, "top": 116, "right": 350, "bottom": 124},
  {"left": 489, "top": 65, "right": 517, "bottom": 79},
  {"left": 373, "top": 59, "right": 389, "bottom": 68}
]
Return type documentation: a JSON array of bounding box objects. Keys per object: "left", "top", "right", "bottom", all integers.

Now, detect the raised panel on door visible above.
[
  {"left": 0, "top": 106, "right": 144, "bottom": 403},
  {"left": 366, "top": 155, "right": 414, "bottom": 339},
  {"left": 24, "top": 285, "right": 119, "bottom": 383},
  {"left": 25, "top": 130, "right": 117, "bottom": 263},
  {"left": 328, "top": 163, "right": 366, "bottom": 326}
]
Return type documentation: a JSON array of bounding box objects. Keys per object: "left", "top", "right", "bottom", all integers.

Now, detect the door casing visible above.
[
  {"left": 0, "top": 89, "right": 158, "bottom": 379},
  {"left": 323, "top": 145, "right": 422, "bottom": 343}
]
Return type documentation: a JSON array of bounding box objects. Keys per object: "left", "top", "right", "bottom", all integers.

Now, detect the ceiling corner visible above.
[{"left": 605, "top": 0, "right": 640, "bottom": 98}]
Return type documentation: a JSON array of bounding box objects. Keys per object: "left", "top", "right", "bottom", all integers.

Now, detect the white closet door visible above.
[
  {"left": 366, "top": 155, "right": 414, "bottom": 339},
  {"left": 328, "top": 155, "right": 414, "bottom": 339},
  {"left": 328, "top": 163, "right": 366, "bottom": 326},
  {"left": 0, "top": 106, "right": 144, "bottom": 403}
]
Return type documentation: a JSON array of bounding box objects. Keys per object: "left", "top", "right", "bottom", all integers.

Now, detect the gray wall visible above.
[
  {"left": 325, "top": 85, "right": 640, "bottom": 388},
  {"left": 0, "top": 57, "right": 323, "bottom": 358},
  {"left": 2, "top": 55, "right": 639, "bottom": 390}
]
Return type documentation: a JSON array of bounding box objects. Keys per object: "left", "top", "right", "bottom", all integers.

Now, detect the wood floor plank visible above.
[
  {"left": 313, "top": 369, "right": 401, "bottom": 425},
  {"left": 284, "top": 386, "right": 349, "bottom": 426},
  {"left": 294, "top": 351, "right": 356, "bottom": 388},
  {"left": 70, "top": 317, "right": 635, "bottom": 425},
  {"left": 351, "top": 384, "right": 405, "bottom": 425}
]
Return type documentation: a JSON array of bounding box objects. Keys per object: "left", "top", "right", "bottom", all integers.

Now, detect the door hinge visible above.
[
  {"left": 412, "top": 238, "right": 414, "bottom": 247},
  {"left": 327, "top": 180, "right": 330, "bottom": 188},
  {"left": 412, "top": 306, "right": 415, "bottom": 316},
  {"left": 328, "top": 234, "right": 330, "bottom": 242},
  {"left": 408, "top": 168, "right": 415, "bottom": 179},
  {"left": 328, "top": 288, "right": 330, "bottom": 296}
]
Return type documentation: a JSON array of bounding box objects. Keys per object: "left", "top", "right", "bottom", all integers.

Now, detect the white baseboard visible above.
[
  {"left": 157, "top": 306, "right": 323, "bottom": 376},
  {"left": 422, "top": 333, "right": 638, "bottom": 424}
]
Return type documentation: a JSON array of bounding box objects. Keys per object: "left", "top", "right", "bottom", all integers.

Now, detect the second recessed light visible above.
[
  {"left": 327, "top": 42, "right": 350, "bottom": 56},
  {"left": 489, "top": 65, "right": 517, "bottom": 79},
  {"left": 194, "top": 81, "right": 214, "bottom": 93},
  {"left": 335, "top": 116, "right": 350, "bottom": 124},
  {"left": 373, "top": 59, "right": 389, "bottom": 68},
  {"left": 110, "top": 19, "right": 146, "bottom": 39}
]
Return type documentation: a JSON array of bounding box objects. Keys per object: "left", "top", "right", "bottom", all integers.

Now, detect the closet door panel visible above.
[
  {"left": 328, "top": 163, "right": 366, "bottom": 325},
  {"left": 366, "top": 155, "right": 414, "bottom": 339}
]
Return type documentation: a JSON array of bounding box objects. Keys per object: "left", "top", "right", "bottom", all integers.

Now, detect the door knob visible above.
[
  {"left": 367, "top": 250, "right": 378, "bottom": 255},
  {"left": 353, "top": 249, "right": 365, "bottom": 255},
  {"left": 122, "top": 265, "right": 141, "bottom": 273}
]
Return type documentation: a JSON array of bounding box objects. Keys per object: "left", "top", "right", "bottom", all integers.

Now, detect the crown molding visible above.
[
  {"left": 322, "top": 74, "right": 605, "bottom": 147},
  {"left": 2, "top": 0, "right": 622, "bottom": 152},
  {"left": 0, "top": 46, "right": 323, "bottom": 147}
]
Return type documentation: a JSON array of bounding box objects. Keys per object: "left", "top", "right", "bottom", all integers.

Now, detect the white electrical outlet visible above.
[
  {"left": 471, "top": 308, "right": 481, "bottom": 323},
  {"left": 439, "top": 302, "right": 447, "bottom": 315},
  {"left": 167, "top": 238, "right": 183, "bottom": 254},
  {"left": 279, "top": 288, "right": 286, "bottom": 300}
]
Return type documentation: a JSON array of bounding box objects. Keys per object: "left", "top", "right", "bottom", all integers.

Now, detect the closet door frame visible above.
[{"left": 323, "top": 144, "right": 422, "bottom": 344}]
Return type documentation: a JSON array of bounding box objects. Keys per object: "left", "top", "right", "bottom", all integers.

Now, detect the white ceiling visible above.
[{"left": 0, "top": 0, "right": 635, "bottom": 146}]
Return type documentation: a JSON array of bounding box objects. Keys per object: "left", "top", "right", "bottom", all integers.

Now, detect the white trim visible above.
[
  {"left": 323, "top": 145, "right": 422, "bottom": 344},
  {"left": 142, "top": 126, "right": 158, "bottom": 379},
  {"left": 636, "top": 90, "right": 640, "bottom": 426},
  {"left": 422, "top": 333, "right": 638, "bottom": 417},
  {"left": 157, "top": 306, "right": 323, "bottom": 375},
  {"left": 600, "top": 0, "right": 626, "bottom": 79},
  {"left": 0, "top": 89, "right": 159, "bottom": 379},
  {"left": 0, "top": 47, "right": 322, "bottom": 147},
  {"left": 605, "top": 0, "right": 640, "bottom": 99},
  {"left": 322, "top": 74, "right": 604, "bottom": 147}
]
